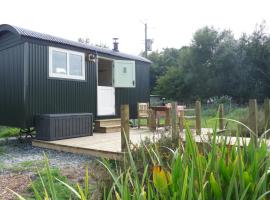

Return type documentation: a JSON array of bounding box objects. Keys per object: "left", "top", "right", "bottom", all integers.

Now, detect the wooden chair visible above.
[{"left": 137, "top": 103, "right": 149, "bottom": 128}]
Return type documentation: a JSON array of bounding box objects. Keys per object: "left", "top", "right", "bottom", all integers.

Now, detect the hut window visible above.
[
  {"left": 49, "top": 47, "right": 85, "bottom": 80},
  {"left": 52, "top": 50, "right": 67, "bottom": 74},
  {"left": 69, "top": 54, "right": 83, "bottom": 76}
]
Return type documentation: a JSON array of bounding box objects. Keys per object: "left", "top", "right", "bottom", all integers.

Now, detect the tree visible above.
[
  {"left": 155, "top": 67, "right": 186, "bottom": 101},
  {"left": 148, "top": 48, "right": 181, "bottom": 92},
  {"left": 149, "top": 23, "right": 270, "bottom": 103}
]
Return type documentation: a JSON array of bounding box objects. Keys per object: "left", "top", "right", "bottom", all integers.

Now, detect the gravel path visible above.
[{"left": 0, "top": 139, "right": 95, "bottom": 174}]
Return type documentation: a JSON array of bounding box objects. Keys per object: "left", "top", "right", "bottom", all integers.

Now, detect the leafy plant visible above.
[
  {"left": 30, "top": 167, "right": 72, "bottom": 199},
  {"left": 101, "top": 122, "right": 270, "bottom": 199},
  {"left": 9, "top": 154, "right": 92, "bottom": 200},
  {"left": 0, "top": 126, "right": 19, "bottom": 138}
]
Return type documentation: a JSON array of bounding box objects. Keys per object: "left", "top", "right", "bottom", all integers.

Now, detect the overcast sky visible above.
[{"left": 0, "top": 0, "right": 269, "bottom": 55}]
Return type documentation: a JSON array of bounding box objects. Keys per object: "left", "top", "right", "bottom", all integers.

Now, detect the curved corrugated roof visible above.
[{"left": 0, "top": 24, "right": 151, "bottom": 63}]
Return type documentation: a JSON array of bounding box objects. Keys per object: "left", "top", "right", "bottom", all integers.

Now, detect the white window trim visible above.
[{"left": 49, "top": 47, "right": 85, "bottom": 80}]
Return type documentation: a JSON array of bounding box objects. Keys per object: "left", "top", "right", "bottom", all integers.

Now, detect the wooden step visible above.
[
  {"left": 95, "top": 118, "right": 121, "bottom": 127},
  {"left": 94, "top": 125, "right": 121, "bottom": 133}
]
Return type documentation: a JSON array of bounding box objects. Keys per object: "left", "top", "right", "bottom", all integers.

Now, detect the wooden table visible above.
[{"left": 149, "top": 106, "right": 171, "bottom": 130}]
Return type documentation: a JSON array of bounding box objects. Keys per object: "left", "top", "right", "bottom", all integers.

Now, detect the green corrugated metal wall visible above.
[
  {"left": 0, "top": 33, "right": 25, "bottom": 127},
  {"left": 25, "top": 42, "right": 97, "bottom": 126},
  {"left": 0, "top": 31, "right": 21, "bottom": 51},
  {"left": 25, "top": 41, "right": 149, "bottom": 125},
  {"left": 0, "top": 33, "right": 150, "bottom": 128}
]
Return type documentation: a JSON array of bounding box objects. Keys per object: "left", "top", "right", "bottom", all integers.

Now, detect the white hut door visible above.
[{"left": 97, "top": 86, "right": 115, "bottom": 116}]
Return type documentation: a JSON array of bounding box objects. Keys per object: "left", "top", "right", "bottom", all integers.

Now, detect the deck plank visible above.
[
  {"left": 33, "top": 128, "right": 267, "bottom": 160},
  {"left": 32, "top": 128, "right": 154, "bottom": 160}
]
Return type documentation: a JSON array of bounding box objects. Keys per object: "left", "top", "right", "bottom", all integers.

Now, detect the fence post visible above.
[
  {"left": 121, "top": 104, "right": 130, "bottom": 152},
  {"left": 264, "top": 99, "right": 270, "bottom": 131},
  {"left": 249, "top": 99, "right": 258, "bottom": 146},
  {"left": 195, "top": 100, "right": 201, "bottom": 135},
  {"left": 165, "top": 108, "right": 171, "bottom": 127},
  {"left": 179, "top": 108, "right": 184, "bottom": 132},
  {"left": 137, "top": 103, "right": 141, "bottom": 129},
  {"left": 148, "top": 109, "right": 156, "bottom": 131},
  {"left": 219, "top": 104, "right": 224, "bottom": 130},
  {"left": 171, "top": 102, "right": 179, "bottom": 143}
]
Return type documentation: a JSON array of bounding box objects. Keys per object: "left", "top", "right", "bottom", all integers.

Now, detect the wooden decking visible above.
[
  {"left": 32, "top": 127, "right": 270, "bottom": 160},
  {"left": 32, "top": 128, "right": 155, "bottom": 160}
]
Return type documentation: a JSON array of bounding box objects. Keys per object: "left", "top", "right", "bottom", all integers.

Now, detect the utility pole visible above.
[{"left": 144, "top": 23, "right": 148, "bottom": 58}]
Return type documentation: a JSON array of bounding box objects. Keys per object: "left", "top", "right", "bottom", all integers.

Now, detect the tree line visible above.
[{"left": 148, "top": 23, "right": 270, "bottom": 103}]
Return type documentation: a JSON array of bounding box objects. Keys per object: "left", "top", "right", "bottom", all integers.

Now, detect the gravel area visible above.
[
  {"left": 0, "top": 173, "right": 31, "bottom": 200},
  {"left": 0, "top": 138, "right": 99, "bottom": 200},
  {"left": 0, "top": 139, "right": 95, "bottom": 173}
]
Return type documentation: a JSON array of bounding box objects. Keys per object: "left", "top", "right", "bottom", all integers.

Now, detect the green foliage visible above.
[
  {"left": 101, "top": 124, "right": 270, "bottom": 199},
  {"left": 0, "top": 126, "right": 19, "bottom": 138},
  {"left": 201, "top": 104, "right": 247, "bottom": 128},
  {"left": 10, "top": 155, "right": 92, "bottom": 200},
  {"left": 150, "top": 22, "right": 270, "bottom": 103},
  {"left": 208, "top": 96, "right": 232, "bottom": 106},
  {"left": 0, "top": 159, "right": 45, "bottom": 174},
  {"left": 0, "top": 146, "right": 6, "bottom": 155},
  {"left": 155, "top": 67, "right": 185, "bottom": 101},
  {"left": 148, "top": 48, "right": 182, "bottom": 92},
  {"left": 30, "top": 167, "right": 72, "bottom": 200},
  {"left": 9, "top": 160, "right": 44, "bottom": 173}
]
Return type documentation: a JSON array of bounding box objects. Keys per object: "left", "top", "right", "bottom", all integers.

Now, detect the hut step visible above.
[
  {"left": 95, "top": 118, "right": 121, "bottom": 127},
  {"left": 95, "top": 119, "right": 121, "bottom": 133},
  {"left": 94, "top": 125, "right": 121, "bottom": 133}
]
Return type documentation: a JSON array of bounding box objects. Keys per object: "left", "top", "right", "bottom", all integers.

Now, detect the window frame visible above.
[{"left": 49, "top": 47, "right": 85, "bottom": 80}]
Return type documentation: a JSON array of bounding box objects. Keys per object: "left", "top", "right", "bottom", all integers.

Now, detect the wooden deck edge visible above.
[{"left": 32, "top": 140, "right": 123, "bottom": 161}]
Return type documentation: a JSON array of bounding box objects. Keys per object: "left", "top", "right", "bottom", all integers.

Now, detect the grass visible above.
[
  {"left": 10, "top": 155, "right": 92, "bottom": 200},
  {"left": 0, "top": 126, "right": 19, "bottom": 138},
  {"left": 137, "top": 104, "right": 248, "bottom": 131},
  {"left": 0, "top": 160, "right": 45, "bottom": 173},
  {"left": 11, "top": 160, "right": 45, "bottom": 173},
  {"left": 26, "top": 167, "right": 75, "bottom": 200},
  {"left": 201, "top": 105, "right": 248, "bottom": 129}
]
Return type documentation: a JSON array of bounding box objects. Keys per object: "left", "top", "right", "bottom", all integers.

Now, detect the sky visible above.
[{"left": 0, "top": 0, "right": 270, "bottom": 55}]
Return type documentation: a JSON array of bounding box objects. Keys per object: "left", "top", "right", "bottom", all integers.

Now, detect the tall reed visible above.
[{"left": 101, "top": 124, "right": 270, "bottom": 200}]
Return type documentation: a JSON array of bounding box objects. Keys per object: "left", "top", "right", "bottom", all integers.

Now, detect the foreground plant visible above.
[
  {"left": 9, "top": 154, "right": 91, "bottom": 200},
  {"left": 10, "top": 122, "right": 270, "bottom": 199},
  {"left": 101, "top": 124, "right": 270, "bottom": 200}
]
